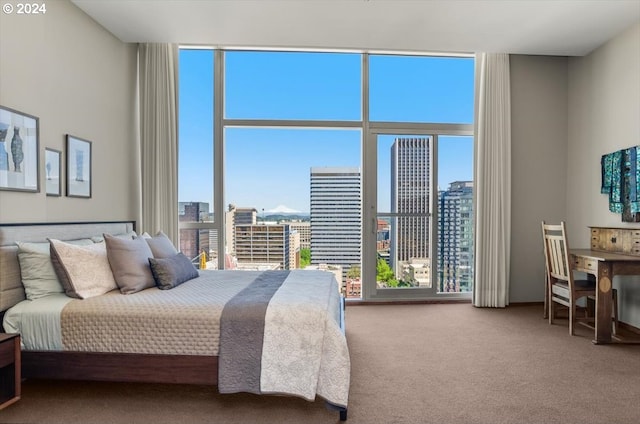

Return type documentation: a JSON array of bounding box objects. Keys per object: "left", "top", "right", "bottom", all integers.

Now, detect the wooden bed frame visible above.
[
  {"left": 21, "top": 351, "right": 219, "bottom": 384},
  {"left": 0, "top": 221, "right": 347, "bottom": 421}
]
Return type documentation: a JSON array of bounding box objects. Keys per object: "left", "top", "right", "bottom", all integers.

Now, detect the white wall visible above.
[
  {"left": 508, "top": 21, "right": 640, "bottom": 322},
  {"left": 567, "top": 22, "right": 640, "bottom": 327},
  {"left": 509, "top": 55, "right": 568, "bottom": 303},
  {"left": 0, "top": 0, "right": 137, "bottom": 223}
]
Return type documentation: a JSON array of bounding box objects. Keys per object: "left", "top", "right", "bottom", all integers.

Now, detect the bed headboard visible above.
[{"left": 0, "top": 221, "right": 135, "bottom": 313}]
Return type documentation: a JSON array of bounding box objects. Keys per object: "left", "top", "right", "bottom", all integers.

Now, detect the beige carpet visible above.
[{"left": 1, "top": 303, "right": 639, "bottom": 424}]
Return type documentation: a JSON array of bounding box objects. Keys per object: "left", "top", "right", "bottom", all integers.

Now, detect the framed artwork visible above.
[
  {"left": 0, "top": 105, "right": 40, "bottom": 192},
  {"left": 601, "top": 146, "right": 640, "bottom": 222},
  {"left": 45, "top": 148, "right": 62, "bottom": 197},
  {"left": 66, "top": 135, "right": 91, "bottom": 198}
]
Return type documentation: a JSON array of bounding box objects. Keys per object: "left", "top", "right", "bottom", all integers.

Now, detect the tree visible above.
[
  {"left": 300, "top": 248, "right": 311, "bottom": 268},
  {"left": 347, "top": 265, "right": 361, "bottom": 279},
  {"left": 376, "top": 258, "right": 398, "bottom": 287}
]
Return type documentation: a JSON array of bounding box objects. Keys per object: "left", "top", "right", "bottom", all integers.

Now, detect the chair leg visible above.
[{"left": 543, "top": 275, "right": 549, "bottom": 319}]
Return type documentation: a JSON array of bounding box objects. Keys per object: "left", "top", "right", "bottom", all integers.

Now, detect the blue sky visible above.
[{"left": 178, "top": 50, "right": 474, "bottom": 214}]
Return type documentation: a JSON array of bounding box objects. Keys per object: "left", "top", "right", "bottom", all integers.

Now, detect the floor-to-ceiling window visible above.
[
  {"left": 178, "top": 48, "right": 474, "bottom": 300},
  {"left": 177, "top": 49, "right": 215, "bottom": 267}
]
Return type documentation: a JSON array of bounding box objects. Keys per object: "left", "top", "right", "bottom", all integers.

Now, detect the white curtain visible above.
[
  {"left": 473, "top": 53, "right": 511, "bottom": 308},
  {"left": 137, "top": 43, "right": 179, "bottom": 245}
]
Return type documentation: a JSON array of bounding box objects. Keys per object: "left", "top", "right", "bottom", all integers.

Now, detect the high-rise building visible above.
[
  {"left": 234, "top": 223, "right": 292, "bottom": 269},
  {"left": 289, "top": 230, "right": 301, "bottom": 269},
  {"left": 225, "top": 204, "right": 258, "bottom": 255},
  {"left": 310, "top": 167, "right": 361, "bottom": 282},
  {"left": 207, "top": 228, "right": 218, "bottom": 268},
  {"left": 376, "top": 218, "right": 391, "bottom": 265},
  {"left": 234, "top": 206, "right": 258, "bottom": 225},
  {"left": 285, "top": 221, "right": 311, "bottom": 249},
  {"left": 390, "top": 137, "right": 431, "bottom": 283},
  {"left": 438, "top": 181, "right": 474, "bottom": 292},
  {"left": 178, "top": 202, "right": 209, "bottom": 220},
  {"left": 178, "top": 202, "right": 210, "bottom": 266}
]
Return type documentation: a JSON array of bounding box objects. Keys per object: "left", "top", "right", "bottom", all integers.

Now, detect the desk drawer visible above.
[
  {"left": 590, "top": 228, "right": 623, "bottom": 252},
  {"left": 632, "top": 238, "right": 640, "bottom": 255},
  {"left": 590, "top": 227, "right": 640, "bottom": 255},
  {"left": 582, "top": 259, "right": 598, "bottom": 272},
  {"left": 572, "top": 256, "right": 584, "bottom": 269}
]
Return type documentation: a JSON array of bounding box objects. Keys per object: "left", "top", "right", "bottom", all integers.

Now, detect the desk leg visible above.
[{"left": 594, "top": 262, "right": 613, "bottom": 344}]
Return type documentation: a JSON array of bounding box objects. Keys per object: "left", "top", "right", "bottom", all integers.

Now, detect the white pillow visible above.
[
  {"left": 16, "top": 242, "right": 65, "bottom": 300},
  {"left": 49, "top": 239, "right": 118, "bottom": 299},
  {"left": 16, "top": 239, "right": 95, "bottom": 300}
]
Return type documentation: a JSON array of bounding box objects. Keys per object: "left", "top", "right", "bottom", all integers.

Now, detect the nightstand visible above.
[{"left": 0, "top": 333, "right": 20, "bottom": 410}]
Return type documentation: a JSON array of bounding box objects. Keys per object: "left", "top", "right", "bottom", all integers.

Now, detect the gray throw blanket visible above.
[{"left": 218, "top": 270, "right": 290, "bottom": 394}]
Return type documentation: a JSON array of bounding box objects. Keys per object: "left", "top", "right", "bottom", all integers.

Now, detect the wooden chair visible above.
[
  {"left": 541, "top": 221, "right": 619, "bottom": 336},
  {"left": 542, "top": 221, "right": 597, "bottom": 335}
]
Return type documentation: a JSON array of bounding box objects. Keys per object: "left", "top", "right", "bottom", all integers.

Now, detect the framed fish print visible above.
[
  {"left": 0, "top": 105, "right": 40, "bottom": 192},
  {"left": 66, "top": 134, "right": 92, "bottom": 198},
  {"left": 45, "top": 148, "right": 62, "bottom": 196}
]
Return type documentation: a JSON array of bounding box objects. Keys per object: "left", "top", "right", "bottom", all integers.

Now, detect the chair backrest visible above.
[{"left": 541, "top": 221, "right": 573, "bottom": 285}]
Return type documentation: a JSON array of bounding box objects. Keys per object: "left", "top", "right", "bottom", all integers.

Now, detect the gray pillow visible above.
[
  {"left": 148, "top": 252, "right": 199, "bottom": 290},
  {"left": 104, "top": 233, "right": 155, "bottom": 294},
  {"left": 91, "top": 231, "right": 137, "bottom": 243},
  {"left": 144, "top": 231, "right": 178, "bottom": 259}
]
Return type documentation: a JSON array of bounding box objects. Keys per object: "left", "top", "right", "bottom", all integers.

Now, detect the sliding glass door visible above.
[
  {"left": 362, "top": 130, "right": 473, "bottom": 300},
  {"left": 376, "top": 133, "right": 435, "bottom": 295}
]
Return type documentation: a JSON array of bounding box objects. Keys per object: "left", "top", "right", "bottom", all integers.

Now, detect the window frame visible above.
[{"left": 179, "top": 48, "right": 474, "bottom": 301}]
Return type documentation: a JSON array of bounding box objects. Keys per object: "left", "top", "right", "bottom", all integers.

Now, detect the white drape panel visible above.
[
  {"left": 138, "top": 43, "right": 179, "bottom": 245},
  {"left": 473, "top": 53, "right": 511, "bottom": 308}
]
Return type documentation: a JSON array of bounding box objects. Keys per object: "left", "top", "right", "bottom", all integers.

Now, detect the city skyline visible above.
[
  {"left": 178, "top": 50, "right": 474, "bottom": 213},
  {"left": 188, "top": 134, "right": 472, "bottom": 216},
  {"left": 178, "top": 136, "right": 473, "bottom": 215}
]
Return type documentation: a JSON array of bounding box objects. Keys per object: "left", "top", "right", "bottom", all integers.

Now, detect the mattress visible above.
[{"left": 3, "top": 293, "right": 72, "bottom": 350}]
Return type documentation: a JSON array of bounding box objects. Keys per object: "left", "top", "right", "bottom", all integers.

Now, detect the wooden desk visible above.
[{"left": 571, "top": 249, "right": 640, "bottom": 344}]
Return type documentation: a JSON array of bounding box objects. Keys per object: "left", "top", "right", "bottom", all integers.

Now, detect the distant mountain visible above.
[
  {"left": 266, "top": 205, "right": 301, "bottom": 214},
  {"left": 261, "top": 213, "right": 310, "bottom": 222}
]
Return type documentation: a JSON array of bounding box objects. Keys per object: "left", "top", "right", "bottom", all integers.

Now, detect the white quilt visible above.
[{"left": 260, "top": 270, "right": 350, "bottom": 407}]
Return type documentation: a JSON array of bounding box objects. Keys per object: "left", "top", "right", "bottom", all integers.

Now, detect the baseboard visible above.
[
  {"left": 345, "top": 299, "right": 471, "bottom": 306},
  {"left": 508, "top": 301, "right": 544, "bottom": 307},
  {"left": 347, "top": 300, "right": 545, "bottom": 307},
  {"left": 618, "top": 321, "right": 640, "bottom": 335}
]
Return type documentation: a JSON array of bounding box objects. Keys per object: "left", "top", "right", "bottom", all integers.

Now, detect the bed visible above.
[{"left": 0, "top": 221, "right": 349, "bottom": 421}]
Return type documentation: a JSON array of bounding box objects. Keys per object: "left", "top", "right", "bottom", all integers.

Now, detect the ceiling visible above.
[{"left": 71, "top": 0, "right": 640, "bottom": 56}]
